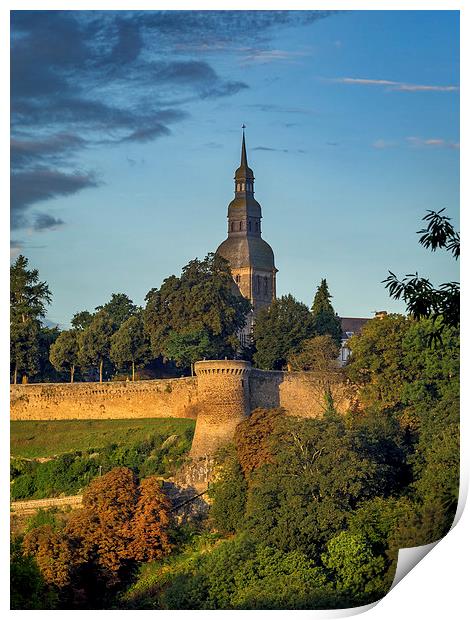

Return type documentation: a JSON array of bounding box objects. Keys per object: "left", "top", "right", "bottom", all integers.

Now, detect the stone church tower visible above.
[{"left": 216, "top": 130, "right": 277, "bottom": 339}]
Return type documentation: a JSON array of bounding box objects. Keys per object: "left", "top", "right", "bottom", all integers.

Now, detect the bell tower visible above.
[{"left": 216, "top": 128, "right": 277, "bottom": 336}]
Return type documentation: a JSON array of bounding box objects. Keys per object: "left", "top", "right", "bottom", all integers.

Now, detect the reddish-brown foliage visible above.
[
  {"left": 23, "top": 525, "right": 75, "bottom": 588},
  {"left": 234, "top": 408, "right": 286, "bottom": 477},
  {"left": 128, "top": 476, "right": 173, "bottom": 562},
  {"left": 22, "top": 467, "right": 173, "bottom": 589}
]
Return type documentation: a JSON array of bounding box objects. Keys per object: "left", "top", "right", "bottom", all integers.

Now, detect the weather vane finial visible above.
[{"left": 242, "top": 123, "right": 246, "bottom": 130}]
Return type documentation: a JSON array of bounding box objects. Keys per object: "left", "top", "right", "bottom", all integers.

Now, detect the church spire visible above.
[
  {"left": 240, "top": 125, "right": 248, "bottom": 168},
  {"left": 235, "top": 125, "right": 254, "bottom": 196}
]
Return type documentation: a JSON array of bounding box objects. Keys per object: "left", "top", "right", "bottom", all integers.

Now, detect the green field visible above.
[{"left": 10, "top": 418, "right": 196, "bottom": 459}]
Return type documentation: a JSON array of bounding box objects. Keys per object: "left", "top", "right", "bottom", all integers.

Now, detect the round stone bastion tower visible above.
[{"left": 190, "top": 359, "right": 252, "bottom": 459}]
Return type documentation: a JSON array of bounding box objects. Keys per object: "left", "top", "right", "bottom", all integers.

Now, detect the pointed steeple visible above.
[
  {"left": 240, "top": 126, "right": 248, "bottom": 168},
  {"left": 235, "top": 125, "right": 254, "bottom": 196}
]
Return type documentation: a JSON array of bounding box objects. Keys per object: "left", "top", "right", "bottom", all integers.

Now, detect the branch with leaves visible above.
[{"left": 383, "top": 209, "right": 459, "bottom": 344}]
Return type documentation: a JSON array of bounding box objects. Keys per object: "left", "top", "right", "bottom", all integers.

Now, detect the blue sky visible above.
[{"left": 10, "top": 10, "right": 459, "bottom": 327}]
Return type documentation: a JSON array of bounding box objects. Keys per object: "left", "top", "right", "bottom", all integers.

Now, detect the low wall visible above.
[{"left": 10, "top": 377, "right": 198, "bottom": 421}]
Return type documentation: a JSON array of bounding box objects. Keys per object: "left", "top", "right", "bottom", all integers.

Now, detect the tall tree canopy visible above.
[
  {"left": 49, "top": 329, "right": 80, "bottom": 382},
  {"left": 311, "top": 279, "right": 342, "bottom": 345},
  {"left": 96, "top": 293, "right": 138, "bottom": 328},
  {"left": 110, "top": 313, "right": 152, "bottom": 381},
  {"left": 10, "top": 255, "right": 51, "bottom": 324},
  {"left": 78, "top": 311, "right": 115, "bottom": 382},
  {"left": 163, "top": 329, "right": 218, "bottom": 375},
  {"left": 253, "top": 294, "right": 315, "bottom": 370},
  {"left": 288, "top": 335, "right": 340, "bottom": 373},
  {"left": 71, "top": 310, "right": 94, "bottom": 331},
  {"left": 10, "top": 255, "right": 52, "bottom": 383},
  {"left": 144, "top": 253, "right": 251, "bottom": 361}
]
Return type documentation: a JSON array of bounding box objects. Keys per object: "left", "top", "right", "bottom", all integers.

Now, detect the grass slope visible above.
[{"left": 11, "top": 418, "right": 195, "bottom": 459}]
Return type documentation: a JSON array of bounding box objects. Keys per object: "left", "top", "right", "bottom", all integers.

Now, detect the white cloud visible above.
[
  {"left": 407, "top": 136, "right": 460, "bottom": 149},
  {"left": 240, "top": 48, "right": 310, "bottom": 64},
  {"left": 332, "top": 77, "right": 459, "bottom": 92}
]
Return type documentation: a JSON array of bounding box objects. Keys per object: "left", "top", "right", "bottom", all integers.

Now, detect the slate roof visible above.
[
  {"left": 216, "top": 236, "right": 276, "bottom": 271},
  {"left": 340, "top": 317, "right": 370, "bottom": 338}
]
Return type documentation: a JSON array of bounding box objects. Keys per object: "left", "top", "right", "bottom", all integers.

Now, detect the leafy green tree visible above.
[
  {"left": 288, "top": 334, "right": 340, "bottom": 372},
  {"left": 253, "top": 294, "right": 315, "bottom": 370},
  {"left": 321, "top": 531, "right": 386, "bottom": 599},
  {"left": 36, "top": 326, "right": 61, "bottom": 382},
  {"left": 384, "top": 209, "right": 459, "bottom": 343},
  {"left": 78, "top": 311, "right": 115, "bottom": 382},
  {"left": 10, "top": 255, "right": 51, "bottom": 383},
  {"left": 96, "top": 293, "right": 138, "bottom": 328},
  {"left": 346, "top": 314, "right": 411, "bottom": 412},
  {"left": 311, "top": 279, "right": 342, "bottom": 345},
  {"left": 209, "top": 446, "right": 248, "bottom": 534},
  {"left": 71, "top": 310, "right": 94, "bottom": 331},
  {"left": 243, "top": 415, "right": 385, "bottom": 560},
  {"left": 49, "top": 329, "right": 80, "bottom": 382},
  {"left": 110, "top": 314, "right": 151, "bottom": 381},
  {"left": 346, "top": 314, "right": 459, "bottom": 545},
  {"left": 11, "top": 321, "right": 40, "bottom": 384},
  {"left": 144, "top": 253, "right": 250, "bottom": 361},
  {"left": 164, "top": 329, "right": 217, "bottom": 375}
]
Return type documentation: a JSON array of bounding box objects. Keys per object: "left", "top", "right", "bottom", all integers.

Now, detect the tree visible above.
[
  {"left": 37, "top": 326, "right": 61, "bottom": 382},
  {"left": 64, "top": 467, "right": 139, "bottom": 586},
  {"left": 127, "top": 476, "right": 173, "bottom": 562},
  {"left": 209, "top": 445, "right": 248, "bottom": 533},
  {"left": 234, "top": 408, "right": 286, "bottom": 477},
  {"left": 321, "top": 531, "right": 386, "bottom": 598},
  {"left": 253, "top": 294, "right": 315, "bottom": 370},
  {"left": 110, "top": 313, "right": 151, "bottom": 381},
  {"left": 311, "top": 279, "right": 342, "bottom": 345},
  {"left": 243, "top": 414, "right": 384, "bottom": 560},
  {"left": 60, "top": 468, "right": 172, "bottom": 586},
  {"left": 22, "top": 525, "right": 76, "bottom": 588},
  {"left": 78, "top": 311, "right": 115, "bottom": 382},
  {"left": 288, "top": 335, "right": 340, "bottom": 372},
  {"left": 71, "top": 310, "right": 94, "bottom": 331},
  {"left": 10, "top": 255, "right": 51, "bottom": 325},
  {"left": 10, "top": 255, "right": 51, "bottom": 383},
  {"left": 345, "top": 314, "right": 411, "bottom": 412},
  {"left": 49, "top": 329, "right": 80, "bottom": 382},
  {"left": 96, "top": 293, "right": 138, "bottom": 328},
  {"left": 10, "top": 320, "right": 40, "bottom": 384},
  {"left": 383, "top": 209, "right": 460, "bottom": 343},
  {"left": 144, "top": 253, "right": 251, "bottom": 361},
  {"left": 10, "top": 537, "right": 58, "bottom": 609},
  {"left": 163, "top": 329, "right": 218, "bottom": 375}
]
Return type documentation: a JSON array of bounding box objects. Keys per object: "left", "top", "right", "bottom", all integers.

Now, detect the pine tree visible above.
[
  {"left": 10, "top": 255, "right": 51, "bottom": 383},
  {"left": 311, "top": 279, "right": 342, "bottom": 345}
]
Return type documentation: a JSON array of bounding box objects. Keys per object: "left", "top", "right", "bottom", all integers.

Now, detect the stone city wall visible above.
[
  {"left": 10, "top": 377, "right": 199, "bottom": 421},
  {"left": 250, "top": 369, "right": 354, "bottom": 418},
  {"left": 10, "top": 363, "right": 356, "bottom": 458}
]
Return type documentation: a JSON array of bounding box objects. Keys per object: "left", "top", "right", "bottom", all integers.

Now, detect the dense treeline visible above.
[{"left": 10, "top": 253, "right": 342, "bottom": 382}]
